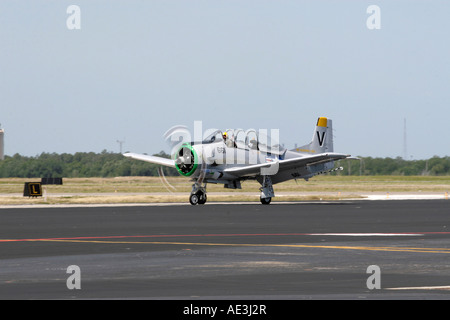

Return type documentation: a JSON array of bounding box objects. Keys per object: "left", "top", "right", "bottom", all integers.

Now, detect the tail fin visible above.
[{"left": 293, "top": 117, "right": 334, "bottom": 154}]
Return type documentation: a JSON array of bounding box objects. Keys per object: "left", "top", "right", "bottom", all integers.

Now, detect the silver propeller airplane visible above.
[{"left": 124, "top": 117, "right": 351, "bottom": 205}]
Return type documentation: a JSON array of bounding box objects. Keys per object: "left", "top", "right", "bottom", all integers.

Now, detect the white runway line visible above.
[
  {"left": 0, "top": 193, "right": 446, "bottom": 209},
  {"left": 386, "top": 285, "right": 450, "bottom": 291},
  {"left": 364, "top": 194, "right": 447, "bottom": 200}
]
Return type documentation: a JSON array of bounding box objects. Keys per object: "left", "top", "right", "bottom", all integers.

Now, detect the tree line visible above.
[
  {"left": 339, "top": 156, "right": 449, "bottom": 176},
  {"left": 0, "top": 151, "right": 448, "bottom": 178},
  {"left": 0, "top": 151, "right": 178, "bottom": 178}
]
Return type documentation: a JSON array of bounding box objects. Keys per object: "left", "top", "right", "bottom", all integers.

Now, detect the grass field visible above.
[{"left": 0, "top": 175, "right": 448, "bottom": 205}]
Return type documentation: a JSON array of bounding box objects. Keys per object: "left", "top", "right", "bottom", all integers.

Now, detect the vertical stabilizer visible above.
[{"left": 293, "top": 117, "right": 333, "bottom": 154}]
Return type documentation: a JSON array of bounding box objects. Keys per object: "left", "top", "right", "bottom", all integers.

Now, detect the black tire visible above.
[
  {"left": 189, "top": 193, "right": 199, "bottom": 205},
  {"left": 260, "top": 197, "right": 271, "bottom": 205},
  {"left": 198, "top": 193, "right": 207, "bottom": 205}
]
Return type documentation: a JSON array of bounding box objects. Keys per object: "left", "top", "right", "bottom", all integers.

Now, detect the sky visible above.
[{"left": 0, "top": 0, "right": 449, "bottom": 159}]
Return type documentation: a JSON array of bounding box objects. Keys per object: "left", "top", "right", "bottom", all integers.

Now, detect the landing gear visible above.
[
  {"left": 260, "top": 196, "right": 271, "bottom": 205},
  {"left": 189, "top": 193, "right": 199, "bottom": 205},
  {"left": 259, "top": 175, "right": 274, "bottom": 205},
  {"left": 198, "top": 193, "right": 207, "bottom": 204},
  {"left": 189, "top": 182, "right": 207, "bottom": 205}
]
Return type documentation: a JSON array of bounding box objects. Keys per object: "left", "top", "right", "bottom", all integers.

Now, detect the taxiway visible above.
[{"left": 0, "top": 200, "right": 449, "bottom": 300}]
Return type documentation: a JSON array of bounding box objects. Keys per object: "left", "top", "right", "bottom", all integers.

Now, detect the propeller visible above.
[
  {"left": 155, "top": 125, "right": 192, "bottom": 193},
  {"left": 175, "top": 146, "right": 196, "bottom": 175}
]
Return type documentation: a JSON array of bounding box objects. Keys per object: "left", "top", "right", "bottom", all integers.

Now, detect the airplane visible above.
[{"left": 124, "top": 117, "right": 351, "bottom": 205}]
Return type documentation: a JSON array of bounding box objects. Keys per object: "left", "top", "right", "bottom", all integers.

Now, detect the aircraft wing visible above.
[
  {"left": 223, "top": 152, "right": 350, "bottom": 177},
  {"left": 123, "top": 153, "right": 176, "bottom": 168}
]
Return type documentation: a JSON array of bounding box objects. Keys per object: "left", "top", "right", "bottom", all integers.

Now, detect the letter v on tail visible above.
[{"left": 317, "top": 131, "right": 326, "bottom": 146}]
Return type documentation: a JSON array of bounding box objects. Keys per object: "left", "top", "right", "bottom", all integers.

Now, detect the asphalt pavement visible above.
[{"left": 1, "top": 200, "right": 449, "bottom": 303}]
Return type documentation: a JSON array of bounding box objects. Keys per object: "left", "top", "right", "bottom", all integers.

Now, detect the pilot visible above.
[{"left": 222, "top": 132, "right": 234, "bottom": 148}]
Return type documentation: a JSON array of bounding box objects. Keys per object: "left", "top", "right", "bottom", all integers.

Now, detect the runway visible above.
[{"left": 0, "top": 200, "right": 449, "bottom": 301}]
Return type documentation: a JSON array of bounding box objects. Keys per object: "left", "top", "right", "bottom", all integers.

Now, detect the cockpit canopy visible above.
[
  {"left": 202, "top": 128, "right": 285, "bottom": 155},
  {"left": 202, "top": 130, "right": 224, "bottom": 144}
]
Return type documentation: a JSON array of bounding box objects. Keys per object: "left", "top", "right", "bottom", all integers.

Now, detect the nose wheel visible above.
[
  {"left": 189, "top": 183, "right": 207, "bottom": 205},
  {"left": 190, "top": 191, "right": 207, "bottom": 205}
]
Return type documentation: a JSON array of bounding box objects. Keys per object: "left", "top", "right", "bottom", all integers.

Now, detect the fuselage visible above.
[{"left": 173, "top": 140, "right": 334, "bottom": 188}]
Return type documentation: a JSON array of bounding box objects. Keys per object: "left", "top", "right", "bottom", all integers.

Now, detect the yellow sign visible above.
[{"left": 24, "top": 182, "right": 42, "bottom": 197}]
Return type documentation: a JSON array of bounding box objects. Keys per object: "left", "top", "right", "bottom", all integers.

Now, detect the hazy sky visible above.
[{"left": 1, "top": 1, "right": 449, "bottom": 159}]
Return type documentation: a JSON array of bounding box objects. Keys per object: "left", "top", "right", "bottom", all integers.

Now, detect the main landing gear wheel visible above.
[{"left": 259, "top": 175, "right": 274, "bottom": 205}]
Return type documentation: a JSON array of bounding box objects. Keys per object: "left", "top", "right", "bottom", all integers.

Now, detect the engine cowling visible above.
[{"left": 174, "top": 144, "right": 199, "bottom": 176}]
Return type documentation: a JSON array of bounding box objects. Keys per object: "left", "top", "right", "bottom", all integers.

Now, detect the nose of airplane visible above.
[{"left": 175, "top": 144, "right": 198, "bottom": 176}]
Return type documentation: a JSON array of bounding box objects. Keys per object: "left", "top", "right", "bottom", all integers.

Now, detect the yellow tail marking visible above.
[{"left": 316, "top": 117, "right": 328, "bottom": 127}]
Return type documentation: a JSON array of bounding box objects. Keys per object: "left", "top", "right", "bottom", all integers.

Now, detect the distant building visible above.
[{"left": 0, "top": 128, "right": 4, "bottom": 160}]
